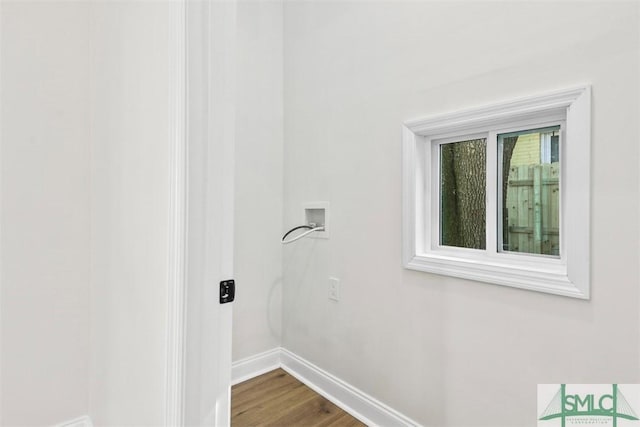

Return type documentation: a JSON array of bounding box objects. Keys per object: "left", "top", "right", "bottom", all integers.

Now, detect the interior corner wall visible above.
[
  {"left": 88, "top": 3, "right": 174, "bottom": 424},
  {"left": 282, "top": 2, "right": 640, "bottom": 426},
  {"left": 0, "top": 2, "right": 91, "bottom": 424},
  {"left": 233, "top": 0, "right": 284, "bottom": 362}
]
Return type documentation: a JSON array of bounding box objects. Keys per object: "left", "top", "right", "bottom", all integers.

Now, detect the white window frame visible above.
[{"left": 402, "top": 87, "right": 591, "bottom": 299}]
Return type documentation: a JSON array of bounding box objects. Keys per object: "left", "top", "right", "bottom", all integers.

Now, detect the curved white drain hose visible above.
[{"left": 281, "top": 225, "right": 325, "bottom": 244}]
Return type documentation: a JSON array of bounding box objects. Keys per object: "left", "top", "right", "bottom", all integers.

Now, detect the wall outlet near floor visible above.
[{"left": 328, "top": 277, "right": 340, "bottom": 301}]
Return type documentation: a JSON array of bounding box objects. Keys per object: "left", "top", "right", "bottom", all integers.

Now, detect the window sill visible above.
[{"left": 405, "top": 252, "right": 586, "bottom": 299}]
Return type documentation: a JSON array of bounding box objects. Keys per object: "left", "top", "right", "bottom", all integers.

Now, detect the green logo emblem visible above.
[{"left": 539, "top": 384, "right": 639, "bottom": 426}]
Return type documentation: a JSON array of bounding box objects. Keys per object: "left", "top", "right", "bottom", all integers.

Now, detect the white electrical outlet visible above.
[{"left": 328, "top": 277, "right": 340, "bottom": 301}]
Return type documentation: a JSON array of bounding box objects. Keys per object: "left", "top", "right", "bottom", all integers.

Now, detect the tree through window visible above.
[{"left": 439, "top": 138, "right": 486, "bottom": 250}]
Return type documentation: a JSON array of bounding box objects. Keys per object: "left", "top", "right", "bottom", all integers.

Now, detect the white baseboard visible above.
[
  {"left": 231, "top": 347, "right": 421, "bottom": 427},
  {"left": 53, "top": 415, "right": 93, "bottom": 427},
  {"left": 231, "top": 347, "right": 281, "bottom": 385}
]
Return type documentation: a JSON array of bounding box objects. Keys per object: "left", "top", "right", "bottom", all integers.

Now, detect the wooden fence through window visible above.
[{"left": 504, "top": 163, "right": 560, "bottom": 256}]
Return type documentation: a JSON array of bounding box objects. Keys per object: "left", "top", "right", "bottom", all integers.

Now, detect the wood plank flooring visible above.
[{"left": 231, "top": 368, "right": 367, "bottom": 427}]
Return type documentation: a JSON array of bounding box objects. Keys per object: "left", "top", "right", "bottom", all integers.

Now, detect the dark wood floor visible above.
[{"left": 231, "top": 368, "right": 367, "bottom": 427}]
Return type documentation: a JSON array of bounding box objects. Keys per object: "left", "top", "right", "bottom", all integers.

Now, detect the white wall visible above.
[
  {"left": 0, "top": 2, "right": 91, "bottom": 424},
  {"left": 1, "top": 2, "right": 219, "bottom": 425},
  {"left": 88, "top": 3, "right": 174, "bottom": 424},
  {"left": 233, "top": 0, "right": 284, "bottom": 361},
  {"left": 282, "top": 2, "right": 640, "bottom": 426}
]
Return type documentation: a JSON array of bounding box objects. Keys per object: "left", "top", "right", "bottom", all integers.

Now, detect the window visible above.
[{"left": 402, "top": 87, "right": 591, "bottom": 298}]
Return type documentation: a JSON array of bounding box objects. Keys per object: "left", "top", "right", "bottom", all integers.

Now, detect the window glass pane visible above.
[
  {"left": 440, "top": 138, "right": 486, "bottom": 249},
  {"left": 499, "top": 126, "right": 560, "bottom": 256}
]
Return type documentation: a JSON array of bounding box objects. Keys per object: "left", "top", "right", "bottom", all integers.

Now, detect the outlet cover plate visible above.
[{"left": 328, "top": 277, "right": 339, "bottom": 301}]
